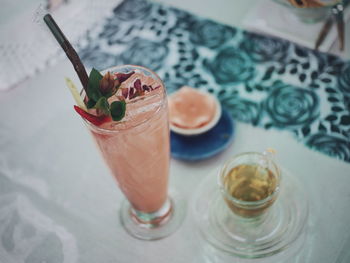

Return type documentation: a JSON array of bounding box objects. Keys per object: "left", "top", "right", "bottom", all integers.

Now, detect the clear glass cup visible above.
[
  {"left": 219, "top": 151, "right": 281, "bottom": 219},
  {"left": 192, "top": 150, "right": 309, "bottom": 258},
  {"left": 272, "top": 0, "right": 340, "bottom": 23},
  {"left": 81, "top": 65, "right": 184, "bottom": 240}
]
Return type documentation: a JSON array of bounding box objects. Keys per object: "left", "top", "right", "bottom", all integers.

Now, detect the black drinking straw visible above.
[{"left": 43, "top": 14, "right": 89, "bottom": 91}]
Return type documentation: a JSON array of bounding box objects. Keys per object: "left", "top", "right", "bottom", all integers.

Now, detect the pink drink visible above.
[{"left": 84, "top": 66, "right": 170, "bottom": 214}]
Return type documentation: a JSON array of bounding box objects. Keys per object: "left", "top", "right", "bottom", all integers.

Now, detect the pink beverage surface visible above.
[{"left": 89, "top": 72, "right": 170, "bottom": 213}]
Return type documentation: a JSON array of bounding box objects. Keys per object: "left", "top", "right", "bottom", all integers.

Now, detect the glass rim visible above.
[
  {"left": 80, "top": 64, "right": 167, "bottom": 134},
  {"left": 272, "top": 0, "right": 339, "bottom": 8},
  {"left": 218, "top": 152, "right": 281, "bottom": 207}
]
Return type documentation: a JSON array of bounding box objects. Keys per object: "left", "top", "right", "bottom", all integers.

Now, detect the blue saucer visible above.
[{"left": 170, "top": 108, "right": 235, "bottom": 161}]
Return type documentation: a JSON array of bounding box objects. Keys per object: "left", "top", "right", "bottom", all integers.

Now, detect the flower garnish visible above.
[
  {"left": 71, "top": 68, "right": 159, "bottom": 126},
  {"left": 120, "top": 81, "right": 160, "bottom": 100},
  {"left": 115, "top": 72, "right": 135, "bottom": 83},
  {"left": 99, "top": 71, "right": 119, "bottom": 97},
  {"left": 82, "top": 68, "right": 135, "bottom": 124}
]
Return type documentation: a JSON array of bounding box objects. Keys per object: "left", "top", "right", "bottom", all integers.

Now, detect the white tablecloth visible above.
[
  {"left": 0, "top": 59, "right": 349, "bottom": 262},
  {"left": 0, "top": 0, "right": 350, "bottom": 262}
]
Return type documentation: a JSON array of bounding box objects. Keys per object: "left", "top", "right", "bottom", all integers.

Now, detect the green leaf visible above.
[
  {"left": 86, "top": 99, "right": 96, "bottom": 109},
  {"left": 87, "top": 68, "right": 103, "bottom": 102},
  {"left": 94, "top": 97, "right": 110, "bottom": 115},
  {"left": 110, "top": 100, "right": 126, "bottom": 121}
]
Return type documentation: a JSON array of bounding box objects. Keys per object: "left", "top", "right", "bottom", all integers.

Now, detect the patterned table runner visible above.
[{"left": 78, "top": 0, "right": 350, "bottom": 163}]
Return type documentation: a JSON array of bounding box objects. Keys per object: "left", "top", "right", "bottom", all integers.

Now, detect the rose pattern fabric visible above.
[
  {"left": 204, "top": 47, "right": 255, "bottom": 85},
  {"left": 189, "top": 19, "right": 236, "bottom": 49},
  {"left": 240, "top": 32, "right": 290, "bottom": 63},
  {"left": 119, "top": 38, "right": 169, "bottom": 71},
  {"left": 338, "top": 64, "right": 350, "bottom": 94},
  {"left": 223, "top": 99, "right": 261, "bottom": 125},
  {"left": 78, "top": 0, "right": 350, "bottom": 163},
  {"left": 79, "top": 45, "right": 117, "bottom": 71},
  {"left": 265, "top": 83, "right": 319, "bottom": 129},
  {"left": 306, "top": 134, "right": 350, "bottom": 162},
  {"left": 113, "top": 0, "right": 152, "bottom": 21}
]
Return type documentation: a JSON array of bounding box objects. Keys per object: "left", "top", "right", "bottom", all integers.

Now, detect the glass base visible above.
[
  {"left": 120, "top": 190, "right": 186, "bottom": 240},
  {"left": 192, "top": 168, "right": 309, "bottom": 259},
  {"left": 275, "top": 1, "right": 331, "bottom": 24}
]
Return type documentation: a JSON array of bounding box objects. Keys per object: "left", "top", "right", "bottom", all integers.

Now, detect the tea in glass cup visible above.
[
  {"left": 219, "top": 151, "right": 281, "bottom": 218},
  {"left": 192, "top": 150, "right": 308, "bottom": 258}
]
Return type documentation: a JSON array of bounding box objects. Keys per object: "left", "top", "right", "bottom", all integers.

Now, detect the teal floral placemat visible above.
[{"left": 78, "top": 0, "right": 350, "bottom": 162}]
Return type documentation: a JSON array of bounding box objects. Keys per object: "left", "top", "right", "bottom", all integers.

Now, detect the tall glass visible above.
[{"left": 81, "top": 65, "right": 184, "bottom": 240}]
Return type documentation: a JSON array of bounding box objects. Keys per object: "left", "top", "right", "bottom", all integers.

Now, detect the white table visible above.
[{"left": 0, "top": 1, "right": 350, "bottom": 262}]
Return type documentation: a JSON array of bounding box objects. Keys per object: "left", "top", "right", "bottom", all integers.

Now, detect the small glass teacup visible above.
[{"left": 219, "top": 151, "right": 281, "bottom": 219}]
